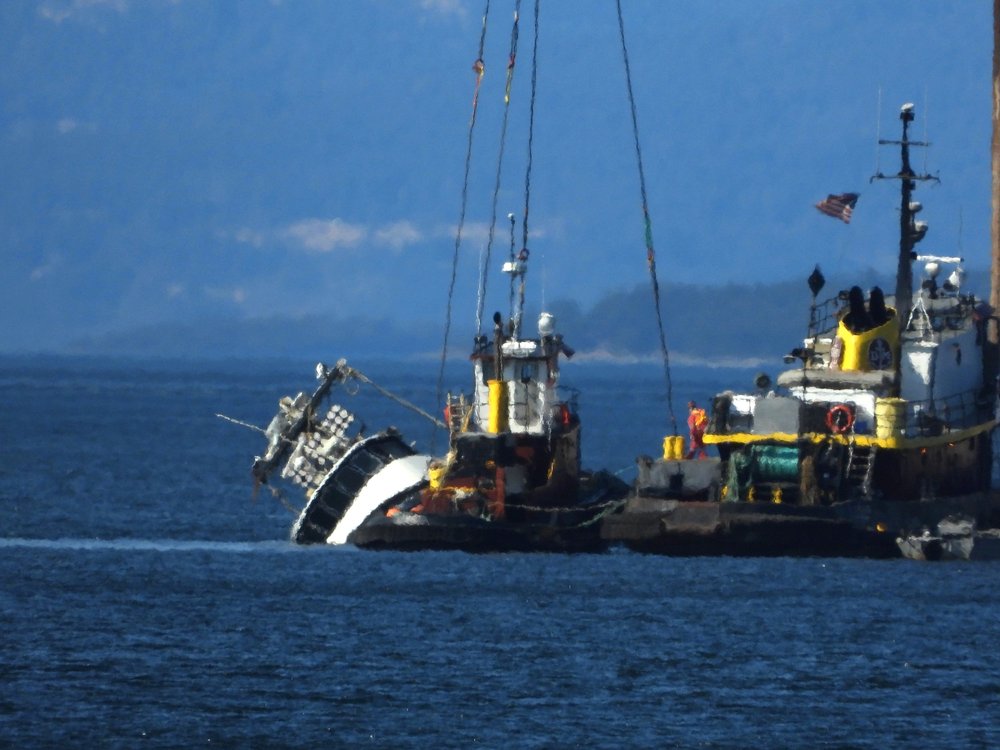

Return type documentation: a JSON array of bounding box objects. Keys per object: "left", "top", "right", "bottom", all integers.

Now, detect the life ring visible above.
[{"left": 826, "top": 403, "right": 855, "bottom": 434}]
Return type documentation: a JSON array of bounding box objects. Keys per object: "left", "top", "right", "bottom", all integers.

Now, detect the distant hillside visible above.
[
  {"left": 65, "top": 314, "right": 431, "bottom": 361},
  {"left": 549, "top": 281, "right": 808, "bottom": 362},
  {"left": 65, "top": 272, "right": 942, "bottom": 363}
]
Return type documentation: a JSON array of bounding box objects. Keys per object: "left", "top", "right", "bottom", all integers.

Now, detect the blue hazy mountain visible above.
[
  {"left": 70, "top": 265, "right": 977, "bottom": 366},
  {"left": 1, "top": 1, "right": 991, "bottom": 356}
]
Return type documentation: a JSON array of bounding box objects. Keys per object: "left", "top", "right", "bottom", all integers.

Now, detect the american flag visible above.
[{"left": 815, "top": 192, "right": 859, "bottom": 223}]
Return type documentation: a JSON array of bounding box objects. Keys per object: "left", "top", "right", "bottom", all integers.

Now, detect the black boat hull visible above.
[
  {"left": 291, "top": 432, "right": 422, "bottom": 545},
  {"left": 601, "top": 492, "right": 1000, "bottom": 558},
  {"left": 348, "top": 511, "right": 608, "bottom": 553}
]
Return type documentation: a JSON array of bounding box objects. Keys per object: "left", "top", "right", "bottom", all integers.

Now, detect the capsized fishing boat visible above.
[
  {"left": 603, "top": 103, "right": 1000, "bottom": 556},
  {"left": 247, "top": 360, "right": 435, "bottom": 545}
]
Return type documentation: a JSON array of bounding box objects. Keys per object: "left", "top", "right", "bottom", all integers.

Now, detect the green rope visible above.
[{"left": 616, "top": 0, "right": 677, "bottom": 436}]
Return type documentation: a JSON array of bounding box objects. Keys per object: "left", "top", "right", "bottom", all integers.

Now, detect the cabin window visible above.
[
  {"left": 480, "top": 360, "right": 496, "bottom": 384},
  {"left": 505, "top": 360, "right": 539, "bottom": 384}
]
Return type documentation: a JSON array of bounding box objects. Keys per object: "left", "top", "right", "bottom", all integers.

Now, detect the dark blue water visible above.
[{"left": 2, "top": 356, "right": 999, "bottom": 748}]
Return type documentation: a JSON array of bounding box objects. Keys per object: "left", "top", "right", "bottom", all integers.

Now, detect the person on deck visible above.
[{"left": 686, "top": 400, "right": 708, "bottom": 460}]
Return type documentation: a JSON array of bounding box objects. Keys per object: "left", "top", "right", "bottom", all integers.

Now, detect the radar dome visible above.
[{"left": 538, "top": 312, "right": 556, "bottom": 337}]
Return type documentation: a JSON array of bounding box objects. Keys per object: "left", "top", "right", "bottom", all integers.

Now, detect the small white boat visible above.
[{"left": 896, "top": 516, "right": 975, "bottom": 561}]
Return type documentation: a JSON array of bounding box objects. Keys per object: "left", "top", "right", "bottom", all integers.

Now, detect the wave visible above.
[{"left": 0, "top": 537, "right": 348, "bottom": 553}]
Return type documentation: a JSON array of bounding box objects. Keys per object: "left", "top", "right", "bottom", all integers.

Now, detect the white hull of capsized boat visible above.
[{"left": 326, "top": 454, "right": 433, "bottom": 545}]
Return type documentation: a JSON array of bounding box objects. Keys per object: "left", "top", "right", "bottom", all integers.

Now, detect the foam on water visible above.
[{"left": 0, "top": 537, "right": 313, "bottom": 553}]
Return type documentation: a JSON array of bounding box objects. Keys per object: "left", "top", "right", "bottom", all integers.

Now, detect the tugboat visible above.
[
  {"left": 603, "top": 103, "right": 1000, "bottom": 556},
  {"left": 350, "top": 284, "right": 628, "bottom": 552}
]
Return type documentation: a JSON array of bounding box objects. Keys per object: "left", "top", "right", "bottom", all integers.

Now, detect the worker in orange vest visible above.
[{"left": 686, "top": 400, "right": 708, "bottom": 459}]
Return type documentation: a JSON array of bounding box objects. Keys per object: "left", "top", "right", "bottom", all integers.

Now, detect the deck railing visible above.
[
  {"left": 807, "top": 295, "right": 845, "bottom": 338},
  {"left": 708, "top": 387, "right": 993, "bottom": 440},
  {"left": 896, "top": 388, "right": 993, "bottom": 438}
]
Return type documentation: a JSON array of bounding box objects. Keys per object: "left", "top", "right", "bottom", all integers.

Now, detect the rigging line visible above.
[
  {"left": 922, "top": 86, "right": 929, "bottom": 174},
  {"left": 507, "top": 212, "right": 517, "bottom": 320},
  {"left": 435, "top": 0, "right": 492, "bottom": 448},
  {"left": 216, "top": 413, "right": 267, "bottom": 435},
  {"left": 470, "top": 5, "right": 490, "bottom": 117},
  {"left": 517, "top": 0, "right": 541, "bottom": 339},
  {"left": 475, "top": 241, "right": 486, "bottom": 331},
  {"left": 874, "top": 87, "right": 882, "bottom": 175},
  {"left": 263, "top": 484, "right": 303, "bottom": 516},
  {"left": 217, "top": 412, "right": 303, "bottom": 450},
  {"left": 476, "top": 2, "right": 523, "bottom": 335},
  {"left": 541, "top": 254, "right": 546, "bottom": 310},
  {"left": 349, "top": 368, "right": 448, "bottom": 429},
  {"left": 958, "top": 206, "right": 964, "bottom": 256},
  {"left": 615, "top": 0, "right": 677, "bottom": 435}
]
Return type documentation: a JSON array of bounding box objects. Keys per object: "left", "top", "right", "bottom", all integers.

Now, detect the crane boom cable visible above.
[
  {"left": 476, "top": 2, "right": 523, "bottom": 335},
  {"left": 615, "top": 0, "right": 677, "bottom": 435},
  {"left": 435, "top": 0, "right": 492, "bottom": 448},
  {"left": 516, "top": 0, "right": 541, "bottom": 339}
]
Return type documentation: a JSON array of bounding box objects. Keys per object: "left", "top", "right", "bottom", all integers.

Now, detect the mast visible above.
[
  {"left": 894, "top": 106, "right": 917, "bottom": 328},
  {"left": 991, "top": 0, "right": 1000, "bottom": 356},
  {"left": 872, "top": 103, "right": 936, "bottom": 331}
]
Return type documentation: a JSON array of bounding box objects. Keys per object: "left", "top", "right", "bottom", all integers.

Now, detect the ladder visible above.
[
  {"left": 846, "top": 440, "right": 876, "bottom": 498},
  {"left": 446, "top": 393, "right": 473, "bottom": 434}
]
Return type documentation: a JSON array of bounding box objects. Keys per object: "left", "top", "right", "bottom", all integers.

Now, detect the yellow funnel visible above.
[
  {"left": 487, "top": 380, "right": 508, "bottom": 434},
  {"left": 836, "top": 312, "right": 898, "bottom": 372}
]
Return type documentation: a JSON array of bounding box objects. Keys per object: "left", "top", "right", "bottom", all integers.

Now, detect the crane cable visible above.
[
  {"left": 435, "top": 0, "right": 491, "bottom": 450},
  {"left": 476, "top": 2, "right": 523, "bottom": 336},
  {"left": 615, "top": 0, "right": 678, "bottom": 436},
  {"left": 516, "top": 0, "right": 541, "bottom": 340}
]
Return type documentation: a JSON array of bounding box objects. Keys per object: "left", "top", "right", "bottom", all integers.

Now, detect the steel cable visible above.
[
  {"left": 476, "top": 2, "right": 523, "bottom": 336},
  {"left": 615, "top": 0, "right": 678, "bottom": 435},
  {"left": 435, "top": 0, "right": 492, "bottom": 450},
  {"left": 515, "top": 0, "right": 541, "bottom": 339}
]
